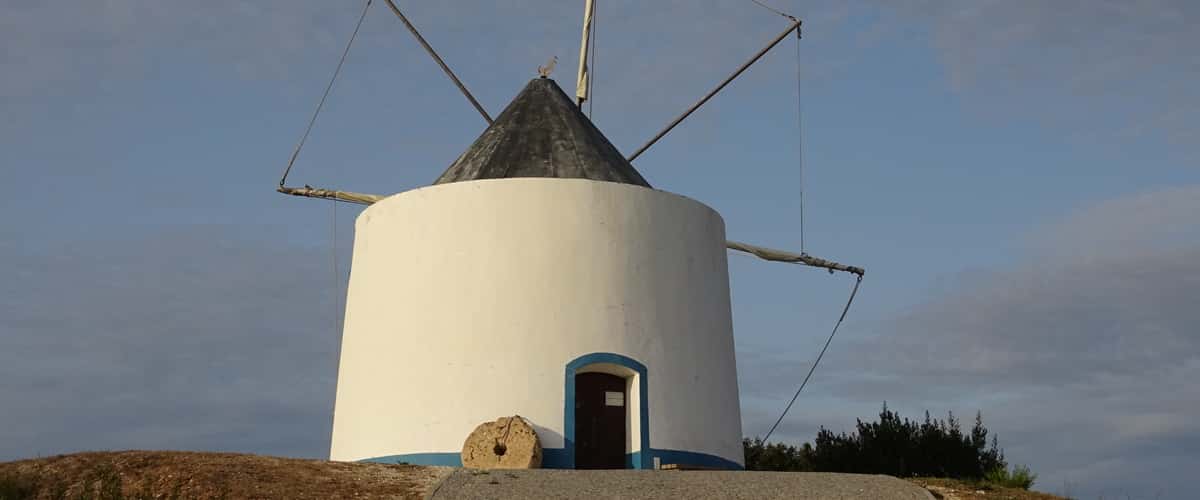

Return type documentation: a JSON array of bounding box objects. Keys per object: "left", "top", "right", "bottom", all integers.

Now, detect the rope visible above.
[
  {"left": 761, "top": 274, "right": 863, "bottom": 443},
  {"left": 279, "top": 0, "right": 372, "bottom": 188},
  {"left": 795, "top": 29, "right": 805, "bottom": 254},
  {"left": 382, "top": 0, "right": 493, "bottom": 125},
  {"left": 749, "top": 0, "right": 797, "bottom": 21},
  {"left": 747, "top": 0, "right": 805, "bottom": 254}
]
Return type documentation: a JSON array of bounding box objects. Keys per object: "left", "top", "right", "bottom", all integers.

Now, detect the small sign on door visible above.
[{"left": 605, "top": 391, "right": 624, "bottom": 407}]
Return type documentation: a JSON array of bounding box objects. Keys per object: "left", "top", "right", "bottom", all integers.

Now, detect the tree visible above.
[
  {"left": 744, "top": 403, "right": 1014, "bottom": 481},
  {"left": 743, "top": 437, "right": 814, "bottom": 472}
]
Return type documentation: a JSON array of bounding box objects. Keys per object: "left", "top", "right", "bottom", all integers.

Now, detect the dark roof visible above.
[{"left": 434, "top": 78, "right": 651, "bottom": 188}]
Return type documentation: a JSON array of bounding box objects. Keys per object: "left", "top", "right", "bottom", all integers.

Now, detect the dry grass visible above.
[
  {"left": 910, "top": 477, "right": 1068, "bottom": 500},
  {"left": 0, "top": 451, "right": 449, "bottom": 500},
  {"left": 1, "top": 451, "right": 1077, "bottom": 500}
]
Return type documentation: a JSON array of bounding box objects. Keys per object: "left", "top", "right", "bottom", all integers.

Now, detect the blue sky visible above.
[{"left": 2, "top": 1, "right": 1197, "bottom": 498}]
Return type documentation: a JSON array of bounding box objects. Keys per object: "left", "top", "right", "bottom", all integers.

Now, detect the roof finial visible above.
[{"left": 537, "top": 56, "right": 557, "bottom": 78}]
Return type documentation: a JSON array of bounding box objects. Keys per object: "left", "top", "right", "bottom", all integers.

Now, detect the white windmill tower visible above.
[{"left": 278, "top": 0, "right": 863, "bottom": 470}]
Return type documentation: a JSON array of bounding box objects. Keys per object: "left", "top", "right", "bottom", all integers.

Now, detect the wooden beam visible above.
[
  {"left": 276, "top": 185, "right": 386, "bottom": 205},
  {"left": 726, "top": 240, "right": 864, "bottom": 276}
]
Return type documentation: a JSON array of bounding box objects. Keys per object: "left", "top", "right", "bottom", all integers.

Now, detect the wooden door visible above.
[{"left": 574, "top": 372, "right": 627, "bottom": 469}]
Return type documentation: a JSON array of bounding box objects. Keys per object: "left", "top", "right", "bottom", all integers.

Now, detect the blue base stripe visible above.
[
  {"left": 648, "top": 449, "right": 743, "bottom": 470},
  {"left": 362, "top": 452, "right": 462, "bottom": 467},
  {"left": 361, "top": 448, "right": 742, "bottom": 470}
]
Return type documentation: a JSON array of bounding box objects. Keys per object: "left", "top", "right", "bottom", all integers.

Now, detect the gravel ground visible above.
[{"left": 429, "top": 469, "right": 935, "bottom": 499}]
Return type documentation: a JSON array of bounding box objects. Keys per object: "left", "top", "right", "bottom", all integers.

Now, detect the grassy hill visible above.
[
  {"left": 0, "top": 451, "right": 448, "bottom": 499},
  {"left": 1, "top": 451, "right": 1068, "bottom": 499}
]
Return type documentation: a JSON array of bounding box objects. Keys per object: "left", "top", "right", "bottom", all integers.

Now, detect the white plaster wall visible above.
[{"left": 329, "top": 178, "right": 743, "bottom": 465}]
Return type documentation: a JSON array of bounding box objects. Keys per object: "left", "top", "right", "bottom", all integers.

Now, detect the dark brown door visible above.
[{"left": 574, "top": 372, "right": 627, "bottom": 469}]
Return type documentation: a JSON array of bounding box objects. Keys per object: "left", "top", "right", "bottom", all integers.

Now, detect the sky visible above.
[{"left": 1, "top": 1, "right": 1197, "bottom": 498}]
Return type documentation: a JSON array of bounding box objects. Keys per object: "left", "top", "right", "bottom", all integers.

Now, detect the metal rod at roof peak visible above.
[{"left": 575, "top": 0, "right": 596, "bottom": 107}]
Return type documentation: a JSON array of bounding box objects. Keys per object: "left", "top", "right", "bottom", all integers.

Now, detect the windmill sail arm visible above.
[
  {"left": 575, "top": 0, "right": 596, "bottom": 105},
  {"left": 276, "top": 186, "right": 866, "bottom": 275},
  {"left": 627, "top": 17, "right": 801, "bottom": 162},
  {"left": 726, "top": 240, "right": 864, "bottom": 276},
  {"left": 277, "top": 185, "right": 386, "bottom": 205}
]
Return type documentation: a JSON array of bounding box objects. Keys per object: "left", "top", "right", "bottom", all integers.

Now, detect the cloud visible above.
[
  {"left": 739, "top": 185, "right": 1200, "bottom": 498},
  {"left": 0, "top": 0, "right": 875, "bottom": 146},
  {"left": 0, "top": 1, "right": 368, "bottom": 99},
  {"left": 1028, "top": 185, "right": 1200, "bottom": 261},
  {"left": 888, "top": 0, "right": 1200, "bottom": 148},
  {"left": 865, "top": 186, "right": 1200, "bottom": 387},
  {"left": 0, "top": 226, "right": 342, "bottom": 460},
  {"left": 4, "top": 0, "right": 1195, "bottom": 152}
]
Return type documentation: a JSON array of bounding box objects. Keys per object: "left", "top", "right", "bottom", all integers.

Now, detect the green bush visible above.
[
  {"left": 746, "top": 402, "right": 1027, "bottom": 483},
  {"left": 984, "top": 463, "right": 1037, "bottom": 490},
  {"left": 743, "top": 438, "right": 814, "bottom": 472}
]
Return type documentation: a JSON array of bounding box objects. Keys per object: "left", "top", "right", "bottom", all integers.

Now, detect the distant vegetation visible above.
[
  {"left": 745, "top": 403, "right": 1037, "bottom": 490},
  {"left": 984, "top": 463, "right": 1038, "bottom": 490}
]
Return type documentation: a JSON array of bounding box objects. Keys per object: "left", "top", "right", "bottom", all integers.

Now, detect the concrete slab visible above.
[{"left": 428, "top": 469, "right": 935, "bottom": 499}]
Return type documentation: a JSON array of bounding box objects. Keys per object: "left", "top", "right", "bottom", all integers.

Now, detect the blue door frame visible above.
[{"left": 563, "top": 352, "right": 651, "bottom": 469}]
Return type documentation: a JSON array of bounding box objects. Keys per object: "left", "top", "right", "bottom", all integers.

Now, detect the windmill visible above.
[{"left": 276, "top": 0, "right": 863, "bottom": 470}]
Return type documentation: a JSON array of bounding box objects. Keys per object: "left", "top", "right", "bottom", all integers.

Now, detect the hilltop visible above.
[
  {"left": 0, "top": 451, "right": 1068, "bottom": 499},
  {"left": 0, "top": 451, "right": 450, "bottom": 499}
]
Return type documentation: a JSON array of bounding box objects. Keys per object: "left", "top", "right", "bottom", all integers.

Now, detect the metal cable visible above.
[
  {"left": 749, "top": 0, "right": 806, "bottom": 254},
  {"left": 382, "top": 0, "right": 493, "bottom": 125},
  {"left": 761, "top": 274, "right": 863, "bottom": 443},
  {"left": 279, "top": 0, "right": 372, "bottom": 187}
]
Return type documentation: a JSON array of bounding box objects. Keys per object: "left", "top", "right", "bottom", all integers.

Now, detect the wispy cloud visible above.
[
  {"left": 889, "top": 0, "right": 1200, "bottom": 149},
  {"left": 0, "top": 1, "right": 349, "bottom": 98},
  {"left": 741, "top": 185, "right": 1200, "bottom": 498},
  {"left": 0, "top": 227, "right": 341, "bottom": 459}
]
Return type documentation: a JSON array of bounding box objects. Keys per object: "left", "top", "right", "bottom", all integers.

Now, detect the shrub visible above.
[
  {"left": 746, "top": 402, "right": 1027, "bottom": 483},
  {"left": 984, "top": 463, "right": 1037, "bottom": 490},
  {"left": 743, "top": 438, "right": 814, "bottom": 471}
]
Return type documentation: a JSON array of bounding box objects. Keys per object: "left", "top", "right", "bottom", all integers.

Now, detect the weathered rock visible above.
[{"left": 461, "top": 416, "right": 542, "bottom": 469}]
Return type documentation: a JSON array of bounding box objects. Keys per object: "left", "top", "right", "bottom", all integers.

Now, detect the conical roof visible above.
[{"left": 434, "top": 78, "right": 651, "bottom": 188}]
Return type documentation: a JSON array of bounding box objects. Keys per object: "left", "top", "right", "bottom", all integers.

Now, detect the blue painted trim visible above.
[
  {"left": 359, "top": 448, "right": 742, "bottom": 470},
  {"left": 564, "top": 352, "right": 651, "bottom": 469},
  {"left": 358, "top": 354, "right": 743, "bottom": 472},
  {"left": 362, "top": 453, "right": 462, "bottom": 467},
  {"left": 647, "top": 448, "right": 744, "bottom": 470},
  {"left": 626, "top": 450, "right": 642, "bottom": 469}
]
